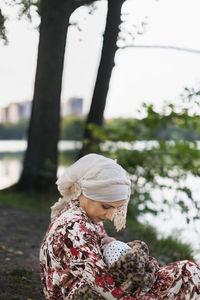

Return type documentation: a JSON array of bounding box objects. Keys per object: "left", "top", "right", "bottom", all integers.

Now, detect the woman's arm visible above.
[
  {"left": 52, "top": 220, "right": 134, "bottom": 300},
  {"left": 96, "top": 222, "right": 117, "bottom": 250}
]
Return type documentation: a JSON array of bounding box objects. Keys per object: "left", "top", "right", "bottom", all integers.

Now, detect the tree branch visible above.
[{"left": 120, "top": 44, "right": 200, "bottom": 54}]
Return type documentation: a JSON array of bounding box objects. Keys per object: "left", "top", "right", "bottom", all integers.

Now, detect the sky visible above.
[{"left": 0, "top": 0, "right": 200, "bottom": 119}]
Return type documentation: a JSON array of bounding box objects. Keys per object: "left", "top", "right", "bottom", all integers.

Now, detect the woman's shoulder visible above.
[
  {"left": 54, "top": 199, "right": 84, "bottom": 223},
  {"left": 42, "top": 199, "right": 103, "bottom": 252},
  {"left": 49, "top": 199, "right": 95, "bottom": 233},
  {"left": 62, "top": 199, "right": 105, "bottom": 236}
]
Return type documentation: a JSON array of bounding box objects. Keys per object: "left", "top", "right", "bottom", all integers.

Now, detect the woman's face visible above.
[{"left": 79, "top": 194, "right": 125, "bottom": 224}]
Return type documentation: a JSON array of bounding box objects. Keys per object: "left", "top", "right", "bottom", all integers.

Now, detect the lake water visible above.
[{"left": 0, "top": 140, "right": 199, "bottom": 263}]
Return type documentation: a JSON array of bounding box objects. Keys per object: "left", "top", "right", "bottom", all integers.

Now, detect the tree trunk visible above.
[
  {"left": 80, "top": 0, "right": 125, "bottom": 156},
  {"left": 17, "top": 0, "right": 77, "bottom": 192}
]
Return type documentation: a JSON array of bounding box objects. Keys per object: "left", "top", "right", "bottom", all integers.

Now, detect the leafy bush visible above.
[
  {"left": 88, "top": 96, "right": 200, "bottom": 224},
  {"left": 0, "top": 116, "right": 84, "bottom": 140},
  {"left": 0, "top": 120, "right": 28, "bottom": 139},
  {"left": 61, "top": 116, "right": 84, "bottom": 140},
  {"left": 105, "top": 219, "right": 194, "bottom": 265}
]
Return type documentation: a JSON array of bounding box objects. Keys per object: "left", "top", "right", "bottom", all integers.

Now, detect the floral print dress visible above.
[{"left": 40, "top": 199, "right": 200, "bottom": 300}]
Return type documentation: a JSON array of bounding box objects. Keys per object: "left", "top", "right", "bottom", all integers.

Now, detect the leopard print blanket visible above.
[{"left": 72, "top": 240, "right": 156, "bottom": 300}]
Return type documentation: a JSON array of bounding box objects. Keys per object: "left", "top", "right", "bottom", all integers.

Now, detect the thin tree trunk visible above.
[
  {"left": 80, "top": 0, "right": 125, "bottom": 156},
  {"left": 17, "top": 0, "right": 77, "bottom": 192}
]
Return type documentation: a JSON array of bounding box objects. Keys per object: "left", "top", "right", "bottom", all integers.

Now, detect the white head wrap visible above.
[{"left": 51, "top": 153, "right": 131, "bottom": 231}]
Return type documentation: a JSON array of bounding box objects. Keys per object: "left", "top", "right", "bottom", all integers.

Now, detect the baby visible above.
[
  {"left": 101, "top": 236, "right": 157, "bottom": 293},
  {"left": 72, "top": 237, "right": 157, "bottom": 300},
  {"left": 103, "top": 240, "right": 132, "bottom": 266}
]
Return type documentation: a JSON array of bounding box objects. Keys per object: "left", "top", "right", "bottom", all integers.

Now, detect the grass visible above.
[
  {"left": 0, "top": 268, "right": 45, "bottom": 300},
  {"left": 10, "top": 269, "right": 33, "bottom": 277},
  {"left": 0, "top": 185, "right": 57, "bottom": 214}
]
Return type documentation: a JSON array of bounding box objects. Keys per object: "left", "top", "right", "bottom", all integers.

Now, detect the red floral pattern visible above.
[
  {"left": 112, "top": 288, "right": 125, "bottom": 298},
  {"left": 40, "top": 199, "right": 200, "bottom": 299}
]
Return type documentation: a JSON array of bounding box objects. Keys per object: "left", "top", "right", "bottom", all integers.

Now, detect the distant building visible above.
[
  {"left": 61, "top": 97, "right": 83, "bottom": 118},
  {"left": 1, "top": 107, "right": 9, "bottom": 123},
  {"left": 0, "top": 97, "right": 83, "bottom": 124},
  {"left": 0, "top": 101, "right": 32, "bottom": 124}
]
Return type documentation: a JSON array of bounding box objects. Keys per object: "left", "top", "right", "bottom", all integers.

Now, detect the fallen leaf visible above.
[
  {"left": 14, "top": 250, "right": 23, "bottom": 255},
  {"left": 5, "top": 257, "right": 11, "bottom": 261},
  {"left": 8, "top": 248, "right": 14, "bottom": 253},
  {"left": 0, "top": 245, "right": 6, "bottom": 250}
]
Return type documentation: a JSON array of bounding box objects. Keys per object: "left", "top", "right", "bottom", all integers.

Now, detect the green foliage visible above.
[
  {"left": 105, "top": 105, "right": 200, "bottom": 141},
  {"left": 61, "top": 116, "right": 84, "bottom": 141},
  {"left": 110, "top": 140, "right": 200, "bottom": 220},
  {"left": 0, "top": 0, "right": 41, "bottom": 42},
  {"left": 0, "top": 8, "right": 7, "bottom": 43},
  {"left": 0, "top": 120, "right": 28, "bottom": 139},
  {"left": 16, "top": 0, "right": 41, "bottom": 20},
  {"left": 59, "top": 149, "right": 80, "bottom": 166},
  {"left": 105, "top": 218, "right": 194, "bottom": 265},
  {"left": 0, "top": 116, "right": 84, "bottom": 140},
  {"left": 39, "top": 158, "right": 57, "bottom": 182},
  {"left": 90, "top": 96, "right": 200, "bottom": 224},
  {"left": 80, "top": 122, "right": 106, "bottom": 156}
]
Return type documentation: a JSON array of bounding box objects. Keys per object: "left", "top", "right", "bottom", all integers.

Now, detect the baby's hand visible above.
[{"left": 100, "top": 234, "right": 116, "bottom": 250}]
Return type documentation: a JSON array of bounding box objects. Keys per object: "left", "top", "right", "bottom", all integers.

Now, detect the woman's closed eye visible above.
[{"left": 102, "top": 205, "right": 111, "bottom": 210}]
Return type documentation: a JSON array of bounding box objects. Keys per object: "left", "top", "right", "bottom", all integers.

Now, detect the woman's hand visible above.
[{"left": 100, "top": 234, "right": 116, "bottom": 250}]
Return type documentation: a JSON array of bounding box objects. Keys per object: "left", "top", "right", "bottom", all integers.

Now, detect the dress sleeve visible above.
[
  {"left": 52, "top": 219, "right": 134, "bottom": 300},
  {"left": 95, "top": 221, "right": 107, "bottom": 237}
]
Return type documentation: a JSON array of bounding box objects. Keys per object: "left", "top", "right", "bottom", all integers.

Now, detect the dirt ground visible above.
[{"left": 0, "top": 204, "right": 50, "bottom": 300}]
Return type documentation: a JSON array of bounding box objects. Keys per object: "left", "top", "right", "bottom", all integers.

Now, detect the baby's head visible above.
[{"left": 103, "top": 240, "right": 132, "bottom": 266}]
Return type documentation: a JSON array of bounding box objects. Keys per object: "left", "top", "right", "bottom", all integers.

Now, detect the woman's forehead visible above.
[{"left": 102, "top": 200, "right": 125, "bottom": 207}]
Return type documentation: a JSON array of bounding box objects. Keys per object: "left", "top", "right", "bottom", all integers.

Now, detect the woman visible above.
[{"left": 40, "top": 153, "right": 200, "bottom": 300}]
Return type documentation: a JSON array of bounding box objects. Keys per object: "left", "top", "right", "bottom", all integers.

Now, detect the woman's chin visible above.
[{"left": 96, "top": 218, "right": 104, "bottom": 224}]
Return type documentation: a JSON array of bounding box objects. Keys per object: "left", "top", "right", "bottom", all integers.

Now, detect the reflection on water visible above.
[
  {"left": 0, "top": 140, "right": 82, "bottom": 152},
  {"left": 0, "top": 140, "right": 27, "bottom": 152},
  {"left": 0, "top": 157, "right": 69, "bottom": 190},
  {"left": 0, "top": 140, "right": 81, "bottom": 189},
  {"left": 0, "top": 155, "right": 79, "bottom": 190},
  {"left": 0, "top": 159, "right": 22, "bottom": 189}
]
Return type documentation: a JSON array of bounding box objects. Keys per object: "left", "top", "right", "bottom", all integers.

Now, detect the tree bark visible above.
[
  {"left": 80, "top": 0, "right": 125, "bottom": 156},
  {"left": 17, "top": 0, "right": 77, "bottom": 192}
]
